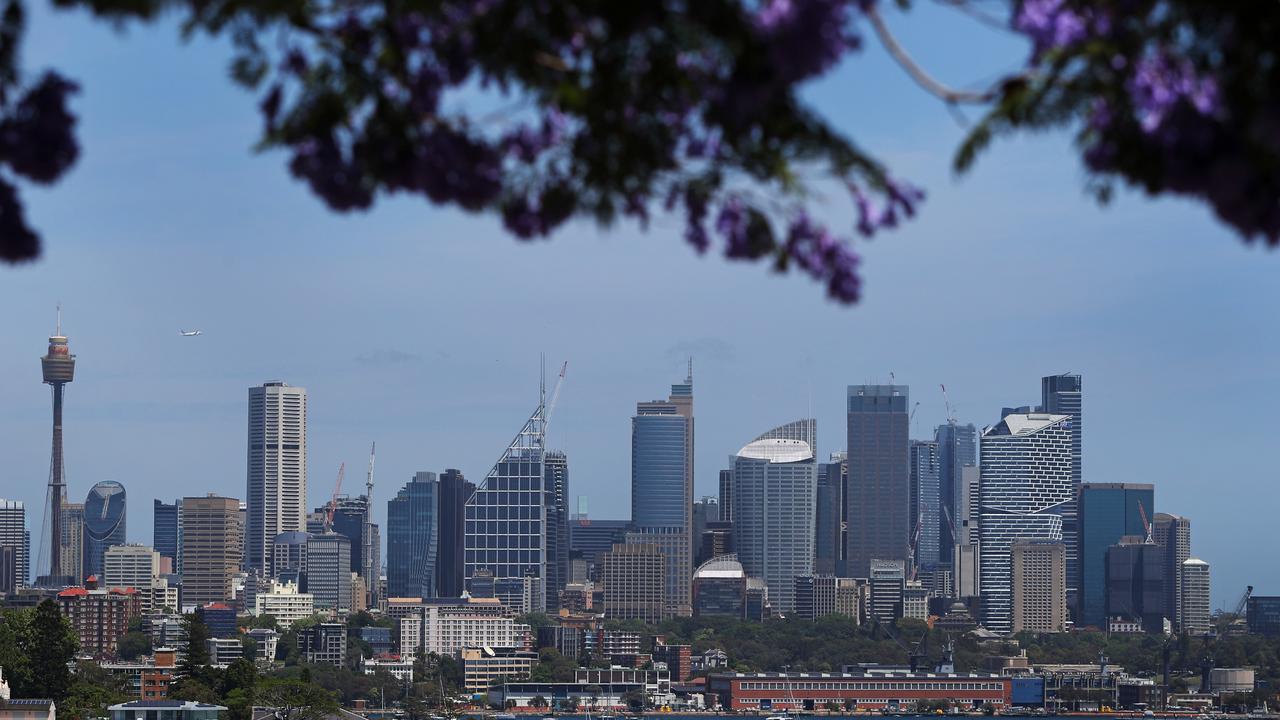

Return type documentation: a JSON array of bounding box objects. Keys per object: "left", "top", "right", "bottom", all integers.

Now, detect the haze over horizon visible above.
[{"left": 1, "top": 1, "right": 1277, "bottom": 610}]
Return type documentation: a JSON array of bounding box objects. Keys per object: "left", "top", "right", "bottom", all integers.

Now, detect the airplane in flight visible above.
[{"left": 179, "top": 329, "right": 203, "bottom": 336}]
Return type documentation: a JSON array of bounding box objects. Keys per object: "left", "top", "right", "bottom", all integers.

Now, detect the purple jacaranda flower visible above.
[
  {"left": 1013, "top": 0, "right": 1089, "bottom": 59},
  {"left": 1129, "top": 53, "right": 1219, "bottom": 134}
]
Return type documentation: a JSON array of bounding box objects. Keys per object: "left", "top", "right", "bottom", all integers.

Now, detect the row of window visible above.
[{"left": 739, "top": 681, "right": 1003, "bottom": 691}]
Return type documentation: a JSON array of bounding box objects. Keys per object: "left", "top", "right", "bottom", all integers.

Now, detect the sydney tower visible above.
[{"left": 41, "top": 311, "right": 75, "bottom": 583}]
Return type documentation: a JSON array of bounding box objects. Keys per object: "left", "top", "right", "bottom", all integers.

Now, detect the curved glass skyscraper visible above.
[{"left": 84, "top": 480, "right": 126, "bottom": 578}]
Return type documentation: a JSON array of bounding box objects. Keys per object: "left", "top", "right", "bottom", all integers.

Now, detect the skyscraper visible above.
[
  {"left": 631, "top": 368, "right": 695, "bottom": 616},
  {"left": 731, "top": 420, "right": 817, "bottom": 613},
  {"left": 0, "top": 500, "right": 28, "bottom": 590},
  {"left": 718, "top": 470, "right": 733, "bottom": 523},
  {"left": 1041, "top": 373, "right": 1083, "bottom": 602},
  {"left": 40, "top": 311, "right": 75, "bottom": 584},
  {"left": 544, "top": 451, "right": 570, "bottom": 610},
  {"left": 181, "top": 494, "right": 241, "bottom": 606},
  {"left": 320, "top": 496, "right": 378, "bottom": 583},
  {"left": 908, "top": 440, "right": 941, "bottom": 573},
  {"left": 1010, "top": 540, "right": 1067, "bottom": 633},
  {"left": 60, "top": 502, "right": 85, "bottom": 584},
  {"left": 935, "top": 422, "right": 977, "bottom": 565},
  {"left": 978, "top": 413, "right": 1073, "bottom": 633},
  {"left": 1153, "top": 513, "right": 1191, "bottom": 630},
  {"left": 387, "top": 472, "right": 438, "bottom": 599},
  {"left": 153, "top": 500, "right": 179, "bottom": 567},
  {"left": 464, "top": 395, "right": 548, "bottom": 610},
  {"left": 306, "top": 532, "right": 352, "bottom": 610},
  {"left": 814, "top": 457, "right": 844, "bottom": 576},
  {"left": 246, "top": 382, "right": 307, "bottom": 574},
  {"left": 84, "top": 481, "right": 127, "bottom": 578},
  {"left": 601, "top": 542, "right": 667, "bottom": 623},
  {"left": 845, "top": 385, "right": 910, "bottom": 579},
  {"left": 1105, "top": 537, "right": 1164, "bottom": 633},
  {"left": 1180, "top": 558, "right": 1211, "bottom": 636},
  {"left": 103, "top": 544, "right": 160, "bottom": 591},
  {"left": 436, "top": 469, "right": 473, "bottom": 599},
  {"left": 1077, "top": 483, "right": 1155, "bottom": 629}
]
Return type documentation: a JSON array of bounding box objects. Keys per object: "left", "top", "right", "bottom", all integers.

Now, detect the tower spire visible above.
[
  {"left": 686, "top": 356, "right": 693, "bottom": 385},
  {"left": 40, "top": 309, "right": 76, "bottom": 585}
]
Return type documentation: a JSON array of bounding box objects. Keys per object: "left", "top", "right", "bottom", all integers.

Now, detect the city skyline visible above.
[{"left": 2, "top": 4, "right": 1277, "bottom": 611}]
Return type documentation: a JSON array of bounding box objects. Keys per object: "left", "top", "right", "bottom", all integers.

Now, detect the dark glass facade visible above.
[
  {"left": 845, "top": 385, "right": 910, "bottom": 578},
  {"left": 569, "top": 519, "right": 631, "bottom": 578},
  {"left": 1248, "top": 596, "right": 1280, "bottom": 636},
  {"left": 693, "top": 576, "right": 746, "bottom": 618},
  {"left": 1078, "top": 483, "right": 1154, "bottom": 628},
  {"left": 935, "top": 422, "right": 976, "bottom": 564},
  {"left": 387, "top": 472, "right": 438, "bottom": 598},
  {"left": 84, "top": 480, "right": 126, "bottom": 578},
  {"left": 909, "top": 440, "right": 941, "bottom": 571},
  {"left": 1042, "top": 374, "right": 1083, "bottom": 599},
  {"left": 631, "top": 411, "right": 689, "bottom": 528},
  {"left": 436, "top": 468, "right": 473, "bottom": 599},
  {"left": 815, "top": 462, "right": 843, "bottom": 575},
  {"left": 1105, "top": 540, "right": 1164, "bottom": 633},
  {"left": 153, "top": 499, "right": 178, "bottom": 564},
  {"left": 544, "top": 452, "right": 570, "bottom": 610}
]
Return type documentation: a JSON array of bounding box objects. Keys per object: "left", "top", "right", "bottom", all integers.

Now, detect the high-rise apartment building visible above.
[
  {"left": 60, "top": 502, "right": 85, "bottom": 585},
  {"left": 1041, "top": 374, "right": 1082, "bottom": 601},
  {"left": 306, "top": 532, "right": 352, "bottom": 610},
  {"left": 153, "top": 500, "right": 179, "bottom": 567},
  {"left": 387, "top": 472, "right": 439, "bottom": 599},
  {"left": 0, "top": 500, "right": 28, "bottom": 590},
  {"left": 601, "top": 543, "right": 667, "bottom": 624},
  {"left": 1153, "top": 513, "right": 1191, "bottom": 630},
  {"left": 464, "top": 396, "right": 548, "bottom": 610},
  {"left": 845, "top": 385, "right": 910, "bottom": 579},
  {"left": 1078, "top": 483, "right": 1155, "bottom": 629},
  {"left": 1105, "top": 537, "right": 1164, "bottom": 633},
  {"left": 935, "top": 422, "right": 977, "bottom": 565},
  {"left": 436, "top": 469, "right": 473, "bottom": 599},
  {"left": 730, "top": 419, "right": 817, "bottom": 613},
  {"left": 631, "top": 368, "right": 695, "bottom": 616},
  {"left": 1180, "top": 558, "right": 1210, "bottom": 636},
  {"left": 57, "top": 585, "right": 143, "bottom": 659},
  {"left": 84, "top": 481, "right": 127, "bottom": 579},
  {"left": 544, "top": 451, "right": 570, "bottom": 610},
  {"left": 978, "top": 413, "right": 1073, "bottom": 634},
  {"left": 180, "top": 495, "right": 241, "bottom": 607},
  {"left": 245, "top": 382, "right": 307, "bottom": 574},
  {"left": 1010, "top": 540, "right": 1067, "bottom": 633},
  {"left": 908, "top": 440, "right": 941, "bottom": 573},
  {"left": 103, "top": 544, "right": 160, "bottom": 591}
]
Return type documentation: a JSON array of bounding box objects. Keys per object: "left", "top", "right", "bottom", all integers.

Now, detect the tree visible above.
[
  {"left": 256, "top": 679, "right": 339, "bottom": 720},
  {"left": 181, "top": 613, "right": 212, "bottom": 677},
  {"left": 0, "top": 608, "right": 34, "bottom": 697},
  {"left": 1, "top": 1, "right": 1276, "bottom": 304},
  {"left": 28, "top": 600, "right": 77, "bottom": 700},
  {"left": 117, "top": 631, "right": 153, "bottom": 661},
  {"left": 62, "top": 663, "right": 132, "bottom": 720},
  {"left": 622, "top": 689, "right": 647, "bottom": 711},
  {"left": 530, "top": 695, "right": 549, "bottom": 709}
]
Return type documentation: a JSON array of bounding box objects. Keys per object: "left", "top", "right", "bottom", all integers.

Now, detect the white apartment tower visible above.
[
  {"left": 979, "top": 413, "right": 1073, "bottom": 634},
  {"left": 1180, "top": 558, "right": 1211, "bottom": 636},
  {"left": 246, "top": 382, "right": 307, "bottom": 573}
]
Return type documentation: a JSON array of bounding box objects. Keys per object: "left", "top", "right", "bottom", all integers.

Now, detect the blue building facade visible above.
[
  {"left": 1078, "top": 483, "right": 1154, "bottom": 628},
  {"left": 935, "top": 422, "right": 977, "bottom": 565},
  {"left": 84, "top": 480, "right": 127, "bottom": 578},
  {"left": 387, "top": 472, "right": 439, "bottom": 598},
  {"left": 153, "top": 499, "right": 178, "bottom": 567},
  {"left": 631, "top": 412, "right": 689, "bottom": 528}
]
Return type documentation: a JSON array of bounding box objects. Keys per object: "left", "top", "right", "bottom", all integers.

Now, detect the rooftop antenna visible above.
[
  {"left": 540, "top": 353, "right": 546, "bottom": 407},
  {"left": 56, "top": 302, "right": 62, "bottom": 336},
  {"left": 687, "top": 356, "right": 693, "bottom": 385}
]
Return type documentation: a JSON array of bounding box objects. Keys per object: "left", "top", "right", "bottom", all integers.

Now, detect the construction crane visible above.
[
  {"left": 544, "top": 361, "right": 568, "bottom": 431},
  {"left": 1136, "top": 499, "right": 1154, "bottom": 544},
  {"left": 940, "top": 384, "right": 957, "bottom": 424},
  {"left": 363, "top": 442, "right": 376, "bottom": 605},
  {"left": 324, "top": 462, "right": 346, "bottom": 532}
]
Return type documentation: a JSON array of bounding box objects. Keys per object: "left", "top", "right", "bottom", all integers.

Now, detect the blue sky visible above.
[{"left": 2, "top": 4, "right": 1276, "bottom": 608}]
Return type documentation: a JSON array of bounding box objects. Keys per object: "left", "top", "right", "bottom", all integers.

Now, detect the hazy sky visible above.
[{"left": 3, "top": 4, "right": 1276, "bottom": 608}]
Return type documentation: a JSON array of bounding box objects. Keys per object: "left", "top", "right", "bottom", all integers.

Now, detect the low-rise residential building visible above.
[
  {"left": 0, "top": 700, "right": 57, "bottom": 720},
  {"left": 252, "top": 581, "right": 314, "bottom": 629},
  {"left": 246, "top": 628, "right": 279, "bottom": 665},
  {"left": 100, "top": 647, "right": 178, "bottom": 700},
  {"left": 360, "top": 655, "right": 414, "bottom": 683},
  {"left": 196, "top": 603, "right": 237, "bottom": 639},
  {"left": 460, "top": 647, "right": 537, "bottom": 693},
  {"left": 297, "top": 623, "right": 346, "bottom": 667},
  {"left": 58, "top": 585, "right": 144, "bottom": 659},
  {"left": 207, "top": 638, "right": 243, "bottom": 668}
]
